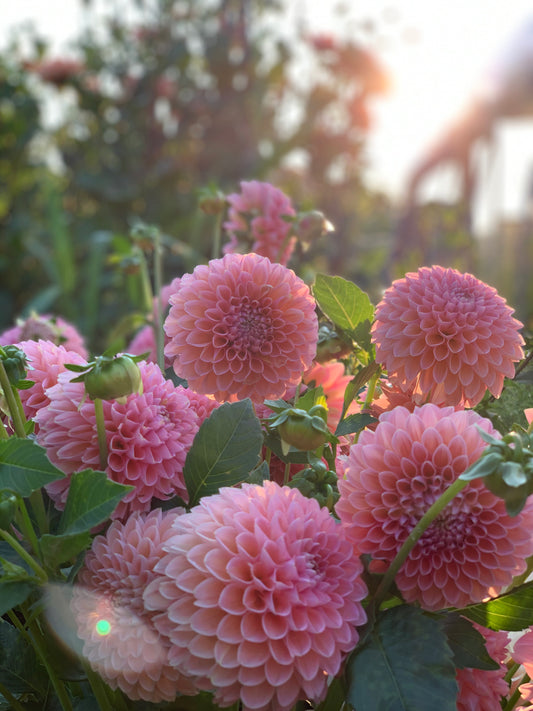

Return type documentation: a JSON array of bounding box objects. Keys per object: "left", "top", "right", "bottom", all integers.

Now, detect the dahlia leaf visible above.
[
  {"left": 0, "top": 438, "right": 65, "bottom": 497},
  {"left": 57, "top": 469, "right": 133, "bottom": 535},
  {"left": 0, "top": 618, "right": 47, "bottom": 696},
  {"left": 440, "top": 613, "right": 500, "bottom": 670},
  {"left": 457, "top": 581, "right": 533, "bottom": 631},
  {"left": 39, "top": 531, "right": 91, "bottom": 568},
  {"left": 184, "top": 399, "right": 263, "bottom": 507},
  {"left": 0, "top": 581, "right": 34, "bottom": 617},
  {"left": 313, "top": 274, "right": 374, "bottom": 333},
  {"left": 335, "top": 412, "right": 377, "bottom": 437},
  {"left": 346, "top": 605, "right": 457, "bottom": 711}
]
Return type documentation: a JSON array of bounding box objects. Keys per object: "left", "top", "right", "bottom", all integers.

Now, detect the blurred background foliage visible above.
[{"left": 1, "top": 0, "right": 531, "bottom": 355}]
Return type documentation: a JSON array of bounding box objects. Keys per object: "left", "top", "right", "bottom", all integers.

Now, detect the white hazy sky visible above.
[{"left": 3, "top": 0, "right": 533, "bottom": 232}]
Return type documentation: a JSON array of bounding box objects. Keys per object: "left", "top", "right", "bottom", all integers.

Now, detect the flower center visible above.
[{"left": 225, "top": 296, "right": 272, "bottom": 352}]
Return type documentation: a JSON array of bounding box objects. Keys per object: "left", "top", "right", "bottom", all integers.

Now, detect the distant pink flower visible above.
[
  {"left": 0, "top": 314, "right": 88, "bottom": 359},
  {"left": 36, "top": 362, "right": 199, "bottom": 519},
  {"left": 336, "top": 404, "right": 533, "bottom": 611},
  {"left": 456, "top": 623, "right": 510, "bottom": 710},
  {"left": 164, "top": 253, "right": 318, "bottom": 403},
  {"left": 371, "top": 266, "right": 524, "bottom": 407},
  {"left": 127, "top": 279, "right": 179, "bottom": 368},
  {"left": 524, "top": 408, "right": 533, "bottom": 426},
  {"left": 16, "top": 339, "right": 87, "bottom": 424},
  {"left": 71, "top": 508, "right": 196, "bottom": 702},
  {"left": 512, "top": 628, "right": 533, "bottom": 704},
  {"left": 223, "top": 181, "right": 297, "bottom": 265},
  {"left": 144, "top": 481, "right": 367, "bottom": 711}
]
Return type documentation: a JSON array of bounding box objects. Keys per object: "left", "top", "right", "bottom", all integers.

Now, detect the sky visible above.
[{"left": 2, "top": 0, "right": 533, "bottom": 233}]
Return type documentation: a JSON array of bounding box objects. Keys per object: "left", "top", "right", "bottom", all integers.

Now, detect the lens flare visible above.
[{"left": 95, "top": 618, "right": 111, "bottom": 636}]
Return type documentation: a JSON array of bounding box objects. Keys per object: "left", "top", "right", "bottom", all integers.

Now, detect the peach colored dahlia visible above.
[
  {"left": 16, "top": 339, "right": 87, "bottom": 424},
  {"left": 164, "top": 253, "right": 318, "bottom": 403},
  {"left": 71, "top": 508, "right": 196, "bottom": 702},
  {"left": 0, "top": 314, "right": 88, "bottom": 358},
  {"left": 223, "top": 180, "right": 296, "bottom": 265},
  {"left": 335, "top": 404, "right": 533, "bottom": 611},
  {"left": 371, "top": 266, "right": 524, "bottom": 407},
  {"left": 456, "top": 623, "right": 510, "bottom": 711},
  {"left": 35, "top": 362, "right": 199, "bottom": 519},
  {"left": 144, "top": 481, "right": 367, "bottom": 711}
]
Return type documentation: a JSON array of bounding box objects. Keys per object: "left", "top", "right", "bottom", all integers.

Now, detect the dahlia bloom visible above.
[
  {"left": 371, "top": 266, "right": 524, "bottom": 407},
  {"left": 181, "top": 388, "right": 220, "bottom": 425},
  {"left": 511, "top": 628, "right": 533, "bottom": 704},
  {"left": 35, "top": 362, "right": 199, "bottom": 519},
  {"left": 0, "top": 314, "right": 88, "bottom": 359},
  {"left": 71, "top": 508, "right": 196, "bottom": 701},
  {"left": 144, "top": 481, "right": 367, "bottom": 711},
  {"left": 456, "top": 623, "right": 510, "bottom": 711},
  {"left": 15, "top": 340, "right": 87, "bottom": 424},
  {"left": 223, "top": 181, "right": 297, "bottom": 265},
  {"left": 336, "top": 404, "right": 533, "bottom": 611},
  {"left": 164, "top": 253, "right": 318, "bottom": 403}
]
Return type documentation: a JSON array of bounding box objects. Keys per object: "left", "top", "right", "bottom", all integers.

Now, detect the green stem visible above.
[
  {"left": 137, "top": 248, "right": 154, "bottom": 314},
  {"left": 362, "top": 370, "right": 379, "bottom": 411},
  {"left": 0, "top": 418, "right": 9, "bottom": 440},
  {"left": 26, "top": 615, "right": 73, "bottom": 711},
  {"left": 153, "top": 228, "right": 165, "bottom": 372},
  {"left": 373, "top": 477, "right": 469, "bottom": 609},
  {"left": 0, "top": 528, "right": 47, "bottom": 583},
  {"left": 93, "top": 398, "right": 108, "bottom": 471},
  {"left": 211, "top": 211, "right": 223, "bottom": 260},
  {"left": 283, "top": 461, "right": 291, "bottom": 486},
  {"left": 0, "top": 681, "right": 26, "bottom": 711},
  {"left": 16, "top": 498, "right": 42, "bottom": 561},
  {"left": 504, "top": 661, "right": 521, "bottom": 685},
  {"left": 82, "top": 662, "right": 117, "bottom": 711},
  {"left": 0, "top": 360, "right": 27, "bottom": 437},
  {"left": 502, "top": 672, "right": 530, "bottom": 711},
  {"left": 29, "top": 489, "right": 49, "bottom": 535}
]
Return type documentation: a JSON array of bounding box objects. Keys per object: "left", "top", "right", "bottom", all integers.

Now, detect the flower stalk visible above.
[{"left": 93, "top": 397, "right": 108, "bottom": 471}]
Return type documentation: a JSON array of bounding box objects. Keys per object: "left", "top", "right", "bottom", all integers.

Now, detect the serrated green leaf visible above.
[
  {"left": 457, "top": 581, "right": 533, "bottom": 631},
  {"left": 441, "top": 613, "right": 500, "bottom": 670},
  {"left": 39, "top": 531, "right": 92, "bottom": 568},
  {"left": 58, "top": 469, "right": 133, "bottom": 535},
  {"left": 184, "top": 399, "right": 263, "bottom": 507},
  {"left": 335, "top": 412, "right": 377, "bottom": 437},
  {"left": 0, "top": 439, "right": 65, "bottom": 497},
  {"left": 0, "top": 618, "right": 47, "bottom": 696},
  {"left": 313, "top": 274, "right": 374, "bottom": 332},
  {"left": 0, "top": 581, "right": 34, "bottom": 616},
  {"left": 347, "top": 606, "right": 457, "bottom": 711}
]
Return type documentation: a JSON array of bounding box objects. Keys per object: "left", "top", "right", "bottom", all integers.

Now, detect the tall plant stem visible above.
[
  {"left": 93, "top": 398, "right": 108, "bottom": 471},
  {"left": 0, "top": 360, "right": 26, "bottom": 438},
  {"left": 0, "top": 528, "right": 47, "bottom": 583},
  {"left": 153, "top": 228, "right": 165, "bottom": 371},
  {"left": 373, "top": 477, "right": 468, "bottom": 610},
  {"left": 0, "top": 681, "right": 26, "bottom": 711},
  {"left": 25, "top": 614, "right": 73, "bottom": 711},
  {"left": 82, "top": 662, "right": 117, "bottom": 711},
  {"left": 211, "top": 211, "right": 223, "bottom": 260}
]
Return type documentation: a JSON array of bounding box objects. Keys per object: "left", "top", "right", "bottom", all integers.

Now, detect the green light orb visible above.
[{"left": 95, "top": 619, "right": 111, "bottom": 636}]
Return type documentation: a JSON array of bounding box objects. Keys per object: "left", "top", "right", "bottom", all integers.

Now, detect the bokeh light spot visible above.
[{"left": 95, "top": 619, "right": 111, "bottom": 636}]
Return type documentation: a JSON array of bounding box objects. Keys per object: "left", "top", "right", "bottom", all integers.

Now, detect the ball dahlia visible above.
[
  {"left": 335, "top": 403, "right": 533, "bottom": 611},
  {"left": 164, "top": 252, "right": 318, "bottom": 403},
  {"left": 223, "top": 180, "right": 296, "bottom": 265},
  {"left": 71, "top": 508, "right": 196, "bottom": 701},
  {"left": 371, "top": 265, "right": 524, "bottom": 407},
  {"left": 35, "top": 361, "right": 199, "bottom": 519},
  {"left": 16, "top": 339, "right": 87, "bottom": 424},
  {"left": 0, "top": 313, "right": 88, "bottom": 358},
  {"left": 144, "top": 481, "right": 367, "bottom": 711}
]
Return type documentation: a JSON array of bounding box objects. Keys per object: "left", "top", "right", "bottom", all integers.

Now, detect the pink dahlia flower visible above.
[
  {"left": 164, "top": 253, "right": 318, "bottom": 403},
  {"left": 371, "top": 266, "right": 524, "bottom": 407},
  {"left": 35, "top": 362, "right": 199, "bottom": 519},
  {"left": 144, "top": 481, "right": 367, "bottom": 711},
  {"left": 71, "top": 508, "right": 196, "bottom": 701},
  {"left": 181, "top": 388, "right": 220, "bottom": 425},
  {"left": 0, "top": 314, "right": 88, "bottom": 359},
  {"left": 512, "top": 628, "right": 533, "bottom": 704},
  {"left": 335, "top": 403, "right": 533, "bottom": 611},
  {"left": 16, "top": 340, "right": 87, "bottom": 424},
  {"left": 456, "top": 623, "right": 510, "bottom": 710},
  {"left": 223, "top": 180, "right": 297, "bottom": 265}
]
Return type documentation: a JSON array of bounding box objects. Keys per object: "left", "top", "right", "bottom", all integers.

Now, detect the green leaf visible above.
[
  {"left": 58, "top": 469, "right": 133, "bottom": 535},
  {"left": 347, "top": 606, "right": 457, "bottom": 711},
  {"left": 184, "top": 399, "right": 263, "bottom": 507},
  {"left": 457, "top": 581, "right": 533, "bottom": 631},
  {"left": 0, "top": 581, "right": 34, "bottom": 616},
  {"left": 314, "top": 676, "right": 346, "bottom": 711},
  {"left": 39, "top": 531, "right": 92, "bottom": 568},
  {"left": 0, "top": 439, "right": 64, "bottom": 497},
  {"left": 335, "top": 412, "right": 377, "bottom": 437},
  {"left": 313, "top": 274, "right": 374, "bottom": 333},
  {"left": 441, "top": 613, "right": 499, "bottom": 670},
  {"left": 0, "top": 618, "right": 47, "bottom": 696}
]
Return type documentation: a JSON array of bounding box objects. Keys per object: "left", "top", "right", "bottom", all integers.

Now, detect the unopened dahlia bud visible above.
[
  {"left": 73, "top": 354, "right": 143, "bottom": 402},
  {"left": 278, "top": 406, "right": 329, "bottom": 452},
  {"left": 0, "top": 345, "right": 28, "bottom": 385},
  {"left": 315, "top": 322, "right": 353, "bottom": 363},
  {"left": 288, "top": 462, "right": 340, "bottom": 511},
  {"left": 198, "top": 186, "right": 226, "bottom": 216},
  {"left": 295, "top": 210, "right": 334, "bottom": 246}
]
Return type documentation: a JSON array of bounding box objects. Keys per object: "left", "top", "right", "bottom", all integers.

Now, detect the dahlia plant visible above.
[{"left": 2, "top": 191, "right": 533, "bottom": 711}]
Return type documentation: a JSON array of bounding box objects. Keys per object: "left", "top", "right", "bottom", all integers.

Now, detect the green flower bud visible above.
[
  {"left": 0, "top": 492, "right": 17, "bottom": 530},
  {"left": 278, "top": 408, "right": 328, "bottom": 452},
  {"left": 84, "top": 354, "right": 142, "bottom": 402},
  {"left": 295, "top": 210, "right": 334, "bottom": 246},
  {"left": 0, "top": 345, "right": 28, "bottom": 385},
  {"left": 288, "top": 466, "right": 340, "bottom": 511}
]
